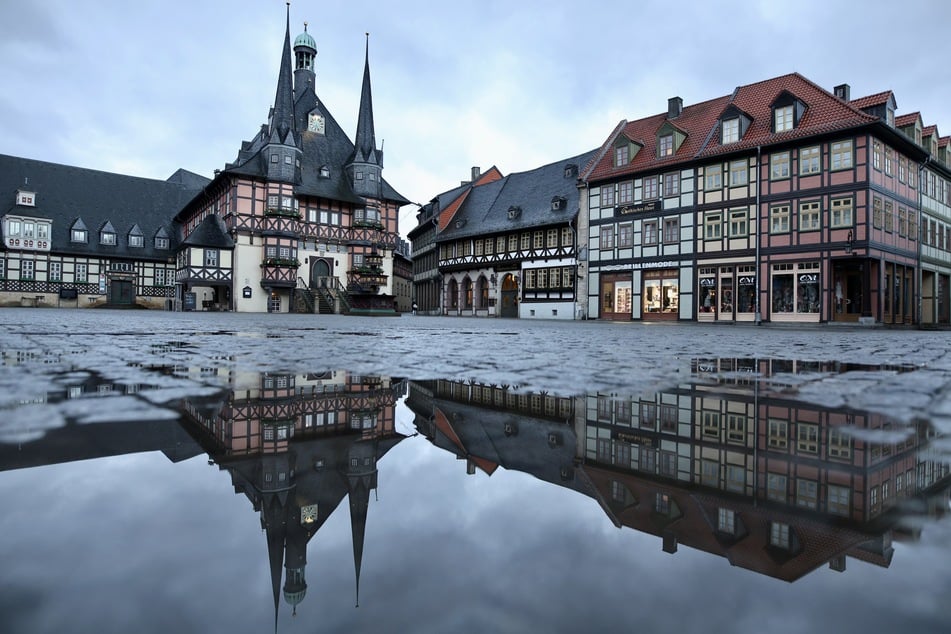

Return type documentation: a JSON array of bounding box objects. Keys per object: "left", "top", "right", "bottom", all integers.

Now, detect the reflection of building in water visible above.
[
  {"left": 582, "top": 358, "right": 950, "bottom": 581},
  {"left": 180, "top": 371, "right": 406, "bottom": 624},
  {"left": 406, "top": 379, "right": 593, "bottom": 496}
]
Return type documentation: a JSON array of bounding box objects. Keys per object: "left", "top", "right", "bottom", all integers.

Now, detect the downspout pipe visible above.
[{"left": 755, "top": 146, "right": 762, "bottom": 325}]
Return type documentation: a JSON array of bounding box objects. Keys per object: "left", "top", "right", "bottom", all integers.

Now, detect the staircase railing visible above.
[
  {"left": 309, "top": 276, "right": 351, "bottom": 314},
  {"left": 296, "top": 278, "right": 315, "bottom": 313}
]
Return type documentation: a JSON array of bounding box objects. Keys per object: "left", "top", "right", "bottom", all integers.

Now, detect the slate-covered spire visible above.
[
  {"left": 352, "top": 34, "right": 381, "bottom": 167},
  {"left": 271, "top": 3, "right": 296, "bottom": 143}
]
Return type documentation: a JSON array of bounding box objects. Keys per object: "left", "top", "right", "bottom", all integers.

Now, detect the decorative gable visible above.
[
  {"left": 770, "top": 90, "right": 806, "bottom": 133},
  {"left": 16, "top": 189, "right": 35, "bottom": 207}
]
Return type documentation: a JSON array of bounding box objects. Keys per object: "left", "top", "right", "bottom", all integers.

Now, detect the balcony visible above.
[{"left": 264, "top": 205, "right": 301, "bottom": 219}]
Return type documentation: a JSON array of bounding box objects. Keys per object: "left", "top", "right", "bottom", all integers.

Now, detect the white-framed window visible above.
[
  {"left": 729, "top": 209, "right": 748, "bottom": 237},
  {"left": 831, "top": 197, "right": 853, "bottom": 228},
  {"left": 705, "top": 165, "right": 722, "bottom": 190},
  {"left": 75, "top": 263, "right": 87, "bottom": 283},
  {"left": 129, "top": 234, "right": 144, "bottom": 247},
  {"left": 561, "top": 227, "right": 572, "bottom": 246},
  {"left": 828, "top": 427, "right": 852, "bottom": 459},
  {"left": 717, "top": 508, "right": 736, "bottom": 534},
  {"left": 774, "top": 105, "right": 794, "bottom": 132},
  {"left": 771, "top": 151, "right": 791, "bottom": 180},
  {"left": 873, "top": 141, "right": 882, "bottom": 170},
  {"left": 770, "top": 205, "right": 790, "bottom": 233},
  {"left": 799, "top": 201, "right": 820, "bottom": 231},
  {"left": 799, "top": 146, "right": 820, "bottom": 175},
  {"left": 767, "top": 419, "right": 788, "bottom": 449},
  {"left": 729, "top": 160, "right": 748, "bottom": 186},
  {"left": 533, "top": 231, "right": 544, "bottom": 249},
  {"left": 204, "top": 249, "right": 219, "bottom": 267},
  {"left": 830, "top": 140, "right": 853, "bottom": 170},
  {"left": 155, "top": 236, "right": 169, "bottom": 249},
  {"left": 704, "top": 213, "right": 722, "bottom": 240},
  {"left": 100, "top": 231, "right": 116, "bottom": 245},
  {"left": 767, "top": 473, "right": 787, "bottom": 502},
  {"left": 796, "top": 479, "right": 818, "bottom": 509},
  {"left": 828, "top": 485, "right": 850, "bottom": 516},
  {"left": 0, "top": 259, "right": 4, "bottom": 279},
  {"left": 21, "top": 260, "right": 34, "bottom": 280},
  {"left": 769, "top": 522, "right": 791, "bottom": 549},
  {"left": 722, "top": 118, "right": 739, "bottom": 144},
  {"left": 658, "top": 134, "right": 674, "bottom": 157},
  {"left": 797, "top": 424, "right": 819, "bottom": 453},
  {"left": 884, "top": 147, "right": 893, "bottom": 175},
  {"left": 72, "top": 228, "right": 87, "bottom": 243},
  {"left": 49, "top": 261, "right": 62, "bottom": 281}
]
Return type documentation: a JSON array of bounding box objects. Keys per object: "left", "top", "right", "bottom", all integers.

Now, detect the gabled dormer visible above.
[
  {"left": 70, "top": 218, "right": 88, "bottom": 243},
  {"left": 154, "top": 227, "right": 170, "bottom": 250},
  {"left": 896, "top": 112, "right": 923, "bottom": 146},
  {"left": 613, "top": 134, "right": 643, "bottom": 168},
  {"left": 770, "top": 90, "right": 806, "bottom": 133},
  {"left": 718, "top": 104, "right": 752, "bottom": 144},
  {"left": 99, "top": 221, "right": 117, "bottom": 246},
  {"left": 128, "top": 224, "right": 144, "bottom": 248},
  {"left": 656, "top": 120, "right": 687, "bottom": 158},
  {"left": 922, "top": 125, "right": 940, "bottom": 158}
]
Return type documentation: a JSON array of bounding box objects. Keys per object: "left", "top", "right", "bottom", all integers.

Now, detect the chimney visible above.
[
  {"left": 834, "top": 84, "right": 850, "bottom": 101},
  {"left": 471, "top": 166, "right": 481, "bottom": 181},
  {"left": 668, "top": 96, "right": 683, "bottom": 119}
]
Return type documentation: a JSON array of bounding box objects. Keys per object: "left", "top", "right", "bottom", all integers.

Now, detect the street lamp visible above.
[{"left": 846, "top": 230, "right": 853, "bottom": 255}]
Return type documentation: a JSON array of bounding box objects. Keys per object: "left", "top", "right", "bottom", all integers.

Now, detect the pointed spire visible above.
[
  {"left": 353, "top": 33, "right": 379, "bottom": 166},
  {"left": 271, "top": 2, "right": 296, "bottom": 143}
]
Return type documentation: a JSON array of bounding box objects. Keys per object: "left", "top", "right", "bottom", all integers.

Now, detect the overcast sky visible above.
[{"left": 2, "top": 0, "right": 950, "bottom": 237}]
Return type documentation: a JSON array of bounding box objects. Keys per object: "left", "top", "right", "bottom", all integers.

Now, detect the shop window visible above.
[{"left": 771, "top": 262, "right": 819, "bottom": 314}]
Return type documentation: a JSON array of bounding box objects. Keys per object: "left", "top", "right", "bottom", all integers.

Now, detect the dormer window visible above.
[
  {"left": 775, "top": 105, "right": 793, "bottom": 132},
  {"left": 319, "top": 165, "right": 330, "bottom": 178},
  {"left": 70, "top": 219, "right": 88, "bottom": 243},
  {"left": 16, "top": 190, "right": 35, "bottom": 207},
  {"left": 550, "top": 196, "right": 566, "bottom": 211},
  {"left": 564, "top": 164, "right": 578, "bottom": 179},
  {"left": 771, "top": 91, "right": 806, "bottom": 133},
  {"left": 722, "top": 118, "right": 739, "bottom": 143},
  {"left": 507, "top": 206, "right": 522, "bottom": 220},
  {"left": 656, "top": 122, "right": 686, "bottom": 158},
  {"left": 100, "top": 221, "right": 117, "bottom": 246},
  {"left": 128, "top": 225, "right": 144, "bottom": 248},
  {"left": 615, "top": 144, "right": 629, "bottom": 167}
]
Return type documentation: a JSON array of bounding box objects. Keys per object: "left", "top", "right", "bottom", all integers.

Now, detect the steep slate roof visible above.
[
  {"left": 181, "top": 214, "right": 235, "bottom": 249},
  {"left": 0, "top": 154, "right": 206, "bottom": 259},
  {"left": 219, "top": 27, "right": 407, "bottom": 207},
  {"left": 434, "top": 167, "right": 504, "bottom": 232},
  {"left": 437, "top": 149, "right": 598, "bottom": 241},
  {"left": 586, "top": 72, "right": 881, "bottom": 183}
]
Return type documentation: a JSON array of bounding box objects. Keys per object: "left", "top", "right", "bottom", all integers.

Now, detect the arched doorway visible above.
[
  {"left": 500, "top": 273, "right": 518, "bottom": 318},
  {"left": 310, "top": 258, "right": 331, "bottom": 289},
  {"left": 447, "top": 278, "right": 459, "bottom": 312}
]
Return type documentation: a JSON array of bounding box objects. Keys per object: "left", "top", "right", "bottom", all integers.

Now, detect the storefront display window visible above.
[
  {"left": 771, "top": 262, "right": 819, "bottom": 314},
  {"left": 643, "top": 269, "right": 679, "bottom": 315}
]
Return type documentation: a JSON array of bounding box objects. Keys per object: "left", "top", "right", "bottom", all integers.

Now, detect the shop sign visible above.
[
  {"left": 616, "top": 431, "right": 654, "bottom": 447},
  {"left": 799, "top": 273, "right": 818, "bottom": 283},
  {"left": 700, "top": 278, "right": 716, "bottom": 287},
  {"left": 738, "top": 276, "right": 755, "bottom": 285},
  {"left": 615, "top": 200, "right": 662, "bottom": 216},
  {"left": 633, "top": 260, "right": 679, "bottom": 270}
]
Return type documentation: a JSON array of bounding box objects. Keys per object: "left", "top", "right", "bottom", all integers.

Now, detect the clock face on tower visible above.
[{"left": 308, "top": 113, "right": 325, "bottom": 134}]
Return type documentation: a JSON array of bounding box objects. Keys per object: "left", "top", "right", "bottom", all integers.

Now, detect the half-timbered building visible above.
[
  {"left": 0, "top": 156, "right": 206, "bottom": 309},
  {"left": 583, "top": 72, "right": 951, "bottom": 325},
  {"left": 174, "top": 10, "right": 408, "bottom": 314},
  {"left": 434, "top": 151, "right": 596, "bottom": 319}
]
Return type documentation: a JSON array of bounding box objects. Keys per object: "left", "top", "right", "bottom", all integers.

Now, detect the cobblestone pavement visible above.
[{"left": 2, "top": 308, "right": 951, "bottom": 433}]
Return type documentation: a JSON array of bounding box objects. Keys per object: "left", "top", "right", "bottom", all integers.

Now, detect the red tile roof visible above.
[
  {"left": 895, "top": 112, "right": 922, "bottom": 128},
  {"left": 585, "top": 72, "right": 878, "bottom": 183},
  {"left": 849, "top": 90, "right": 893, "bottom": 109},
  {"left": 939, "top": 137, "right": 950, "bottom": 148},
  {"left": 922, "top": 124, "right": 938, "bottom": 137}
]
